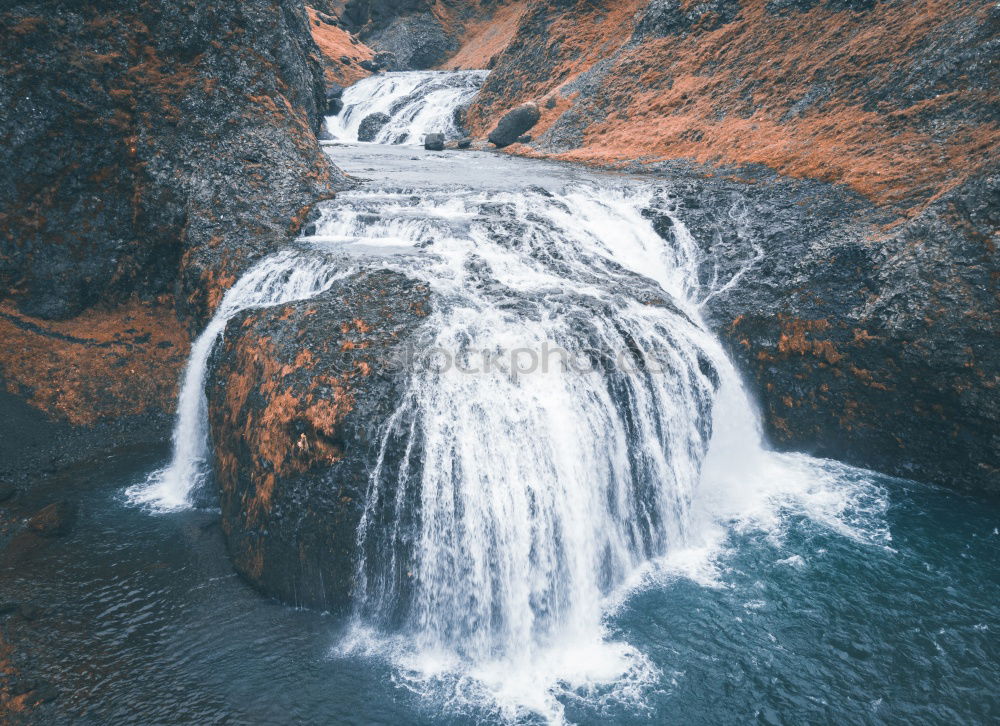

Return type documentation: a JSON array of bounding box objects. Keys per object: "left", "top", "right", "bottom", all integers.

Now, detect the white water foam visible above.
[
  {"left": 135, "top": 68, "right": 888, "bottom": 720},
  {"left": 299, "top": 183, "right": 890, "bottom": 723},
  {"left": 325, "top": 70, "right": 488, "bottom": 145},
  {"left": 126, "top": 249, "right": 351, "bottom": 511}
]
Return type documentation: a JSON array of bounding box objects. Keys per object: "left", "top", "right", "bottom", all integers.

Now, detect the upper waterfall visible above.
[{"left": 324, "top": 71, "right": 489, "bottom": 145}]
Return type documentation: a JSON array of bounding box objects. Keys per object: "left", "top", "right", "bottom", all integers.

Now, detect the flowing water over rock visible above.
[
  {"left": 325, "top": 70, "right": 488, "bottom": 144},
  {"left": 106, "top": 76, "right": 1000, "bottom": 724},
  {"left": 128, "top": 150, "right": 904, "bottom": 721}
]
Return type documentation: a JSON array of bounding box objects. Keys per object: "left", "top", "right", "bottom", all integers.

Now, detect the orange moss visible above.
[
  {"left": 441, "top": 1, "right": 529, "bottom": 70},
  {"left": 306, "top": 6, "right": 375, "bottom": 86},
  {"left": 463, "top": 0, "right": 999, "bottom": 211},
  {"left": 0, "top": 298, "right": 189, "bottom": 425}
]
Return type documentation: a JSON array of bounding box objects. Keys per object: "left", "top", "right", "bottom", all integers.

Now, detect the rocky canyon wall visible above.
[
  {"left": 0, "top": 0, "right": 346, "bottom": 431},
  {"left": 433, "top": 0, "right": 999, "bottom": 492}
]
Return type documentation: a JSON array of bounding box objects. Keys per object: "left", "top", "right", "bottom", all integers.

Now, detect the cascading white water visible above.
[
  {"left": 137, "top": 74, "right": 890, "bottom": 724},
  {"left": 126, "top": 250, "right": 351, "bottom": 510},
  {"left": 302, "top": 184, "right": 847, "bottom": 722},
  {"left": 325, "top": 71, "right": 488, "bottom": 144}
]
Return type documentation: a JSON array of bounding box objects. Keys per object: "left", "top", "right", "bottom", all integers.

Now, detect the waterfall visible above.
[
  {"left": 304, "top": 184, "right": 760, "bottom": 720},
  {"left": 135, "top": 73, "right": 888, "bottom": 723},
  {"left": 126, "top": 249, "right": 350, "bottom": 510},
  {"left": 325, "top": 71, "right": 488, "bottom": 144}
]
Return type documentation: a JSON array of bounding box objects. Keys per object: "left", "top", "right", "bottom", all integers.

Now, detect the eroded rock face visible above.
[
  {"left": 341, "top": 0, "right": 458, "bottom": 69},
  {"left": 0, "top": 0, "right": 347, "bottom": 327},
  {"left": 206, "top": 269, "right": 431, "bottom": 609},
  {"left": 0, "top": 0, "right": 346, "bottom": 426},
  {"left": 642, "top": 161, "right": 999, "bottom": 493}
]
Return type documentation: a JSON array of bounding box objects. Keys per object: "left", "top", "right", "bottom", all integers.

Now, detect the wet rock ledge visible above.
[{"left": 206, "top": 269, "right": 430, "bottom": 609}]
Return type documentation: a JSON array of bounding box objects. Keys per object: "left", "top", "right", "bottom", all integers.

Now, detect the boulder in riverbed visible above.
[
  {"left": 424, "top": 133, "right": 445, "bottom": 151},
  {"left": 27, "top": 501, "right": 76, "bottom": 537},
  {"left": 206, "top": 269, "right": 432, "bottom": 609},
  {"left": 457, "top": 138, "right": 472, "bottom": 149},
  {"left": 488, "top": 102, "right": 541, "bottom": 148},
  {"left": 357, "top": 112, "right": 391, "bottom": 142}
]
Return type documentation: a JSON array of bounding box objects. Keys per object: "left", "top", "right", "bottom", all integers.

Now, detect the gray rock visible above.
[
  {"left": 207, "top": 270, "right": 432, "bottom": 610},
  {"left": 488, "top": 102, "right": 541, "bottom": 148},
  {"left": 357, "top": 112, "right": 391, "bottom": 142},
  {"left": 424, "top": 132, "right": 445, "bottom": 151},
  {"left": 457, "top": 137, "right": 472, "bottom": 149}
]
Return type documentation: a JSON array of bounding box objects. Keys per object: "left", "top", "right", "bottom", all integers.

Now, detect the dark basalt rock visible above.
[
  {"left": 373, "top": 50, "right": 399, "bottom": 71},
  {"left": 342, "top": 0, "right": 457, "bottom": 70},
  {"left": 26, "top": 501, "right": 76, "bottom": 537},
  {"left": 633, "top": 0, "right": 742, "bottom": 40},
  {"left": 766, "top": 0, "right": 878, "bottom": 14},
  {"left": 642, "top": 160, "right": 1000, "bottom": 494},
  {"left": 423, "top": 132, "right": 445, "bottom": 150},
  {"left": 206, "top": 269, "right": 432, "bottom": 609},
  {"left": 325, "top": 83, "right": 345, "bottom": 115},
  {"left": 488, "top": 102, "right": 541, "bottom": 148},
  {"left": 457, "top": 137, "right": 473, "bottom": 149},
  {"left": 0, "top": 0, "right": 348, "bottom": 328},
  {"left": 358, "top": 112, "right": 391, "bottom": 142}
]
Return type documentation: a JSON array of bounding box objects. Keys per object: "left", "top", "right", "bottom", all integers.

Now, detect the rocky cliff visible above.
[
  {"left": 0, "top": 0, "right": 346, "bottom": 433},
  {"left": 428, "top": 0, "right": 998, "bottom": 492},
  {"left": 206, "top": 269, "right": 431, "bottom": 608}
]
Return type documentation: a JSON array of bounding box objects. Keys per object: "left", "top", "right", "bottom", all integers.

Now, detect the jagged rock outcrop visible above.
[
  {"left": 0, "top": 0, "right": 347, "bottom": 426},
  {"left": 340, "top": 0, "right": 462, "bottom": 69},
  {"left": 639, "top": 159, "right": 999, "bottom": 493},
  {"left": 206, "top": 269, "right": 431, "bottom": 608}
]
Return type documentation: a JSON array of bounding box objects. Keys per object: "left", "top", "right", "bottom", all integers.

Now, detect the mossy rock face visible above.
[
  {"left": 642, "top": 166, "right": 1000, "bottom": 495},
  {"left": 0, "top": 0, "right": 347, "bottom": 326},
  {"left": 206, "top": 269, "right": 431, "bottom": 610}
]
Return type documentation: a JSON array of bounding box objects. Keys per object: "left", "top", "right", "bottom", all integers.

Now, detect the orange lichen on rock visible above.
[
  {"left": 466, "top": 0, "right": 999, "bottom": 211},
  {"left": 306, "top": 6, "right": 375, "bottom": 85},
  {"left": 0, "top": 298, "right": 189, "bottom": 425},
  {"left": 776, "top": 317, "right": 844, "bottom": 364},
  {"left": 441, "top": 1, "right": 529, "bottom": 70}
]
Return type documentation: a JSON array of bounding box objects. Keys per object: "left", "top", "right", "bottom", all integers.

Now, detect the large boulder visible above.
[
  {"left": 357, "top": 112, "right": 391, "bottom": 142},
  {"left": 488, "top": 102, "right": 541, "bottom": 148},
  {"left": 206, "top": 268, "right": 431, "bottom": 609},
  {"left": 423, "top": 132, "right": 445, "bottom": 151},
  {"left": 643, "top": 161, "right": 1000, "bottom": 494}
]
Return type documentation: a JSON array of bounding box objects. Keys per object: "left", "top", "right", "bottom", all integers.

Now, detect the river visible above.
[{"left": 6, "top": 72, "right": 996, "bottom": 725}]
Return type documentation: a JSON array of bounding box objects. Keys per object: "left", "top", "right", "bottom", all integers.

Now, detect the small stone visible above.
[
  {"left": 27, "top": 500, "right": 76, "bottom": 537},
  {"left": 424, "top": 133, "right": 445, "bottom": 151},
  {"left": 340, "top": 55, "right": 352, "bottom": 65},
  {"left": 457, "top": 138, "right": 472, "bottom": 149},
  {"left": 18, "top": 603, "right": 42, "bottom": 620},
  {"left": 516, "top": 134, "right": 532, "bottom": 144}
]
